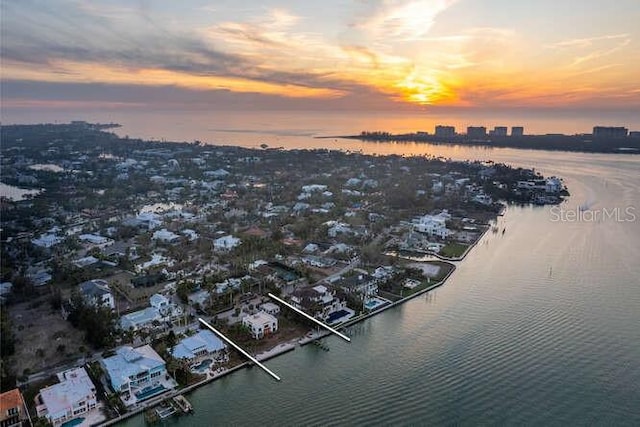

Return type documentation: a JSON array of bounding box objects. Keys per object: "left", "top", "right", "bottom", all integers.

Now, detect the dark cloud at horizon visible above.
[{"left": 0, "top": 79, "right": 414, "bottom": 111}]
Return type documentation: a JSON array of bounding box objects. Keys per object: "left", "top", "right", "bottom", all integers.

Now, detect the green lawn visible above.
[{"left": 439, "top": 242, "right": 469, "bottom": 258}]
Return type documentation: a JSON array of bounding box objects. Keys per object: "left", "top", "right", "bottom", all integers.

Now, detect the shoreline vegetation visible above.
[
  {"left": 322, "top": 131, "right": 640, "bottom": 154},
  {"left": 0, "top": 122, "right": 565, "bottom": 426}
]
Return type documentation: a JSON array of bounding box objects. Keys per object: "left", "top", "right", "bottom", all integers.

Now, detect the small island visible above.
[{"left": 1, "top": 122, "right": 566, "bottom": 426}]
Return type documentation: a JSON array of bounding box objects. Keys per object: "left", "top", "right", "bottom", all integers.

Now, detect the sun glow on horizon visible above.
[{"left": 1, "top": 0, "right": 639, "bottom": 111}]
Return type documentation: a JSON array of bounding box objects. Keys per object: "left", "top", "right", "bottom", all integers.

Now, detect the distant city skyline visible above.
[{"left": 1, "top": 0, "right": 639, "bottom": 114}]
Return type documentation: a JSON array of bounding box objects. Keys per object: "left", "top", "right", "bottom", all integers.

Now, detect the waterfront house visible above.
[
  {"left": 0, "top": 389, "right": 30, "bottom": 427},
  {"left": 101, "top": 345, "right": 175, "bottom": 406},
  {"left": 79, "top": 279, "right": 115, "bottom": 310},
  {"left": 412, "top": 210, "right": 452, "bottom": 239},
  {"left": 545, "top": 177, "right": 562, "bottom": 193},
  {"left": 242, "top": 311, "right": 278, "bottom": 339},
  {"left": 290, "top": 285, "right": 347, "bottom": 322},
  {"left": 171, "top": 330, "right": 227, "bottom": 369},
  {"left": 333, "top": 273, "right": 378, "bottom": 298},
  {"left": 35, "top": 367, "right": 97, "bottom": 427},
  {"left": 472, "top": 192, "right": 493, "bottom": 205}
]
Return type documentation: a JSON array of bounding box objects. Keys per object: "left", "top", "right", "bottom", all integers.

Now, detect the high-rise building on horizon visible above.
[
  {"left": 435, "top": 125, "right": 456, "bottom": 137},
  {"left": 489, "top": 126, "right": 508, "bottom": 136},
  {"left": 593, "top": 126, "right": 628, "bottom": 138},
  {"left": 467, "top": 126, "right": 487, "bottom": 138},
  {"left": 511, "top": 126, "right": 524, "bottom": 137}
]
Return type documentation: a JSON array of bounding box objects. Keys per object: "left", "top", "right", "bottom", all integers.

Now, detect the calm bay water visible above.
[
  {"left": 3, "top": 109, "right": 640, "bottom": 144},
  {"left": 107, "top": 122, "right": 640, "bottom": 426}
]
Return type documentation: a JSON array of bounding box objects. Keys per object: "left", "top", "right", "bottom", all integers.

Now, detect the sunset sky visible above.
[{"left": 2, "top": 0, "right": 639, "bottom": 113}]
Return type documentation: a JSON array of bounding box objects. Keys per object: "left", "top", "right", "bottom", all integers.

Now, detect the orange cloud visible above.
[{"left": 2, "top": 60, "right": 344, "bottom": 99}]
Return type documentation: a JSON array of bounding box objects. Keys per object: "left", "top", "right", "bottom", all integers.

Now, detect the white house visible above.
[
  {"left": 31, "top": 233, "right": 63, "bottom": 248},
  {"left": 171, "top": 330, "right": 227, "bottom": 368},
  {"left": 259, "top": 302, "right": 281, "bottom": 316},
  {"left": 325, "top": 221, "right": 353, "bottom": 238},
  {"left": 79, "top": 279, "right": 115, "bottom": 310},
  {"left": 152, "top": 229, "right": 180, "bottom": 243},
  {"left": 214, "top": 235, "right": 241, "bottom": 251},
  {"left": 412, "top": 210, "right": 452, "bottom": 239},
  {"left": 130, "top": 212, "right": 163, "bottom": 230},
  {"left": 101, "top": 345, "right": 175, "bottom": 406},
  {"left": 301, "top": 184, "right": 328, "bottom": 193},
  {"left": 72, "top": 256, "right": 99, "bottom": 269},
  {"left": 149, "top": 293, "right": 170, "bottom": 314},
  {"left": 35, "top": 367, "right": 97, "bottom": 426},
  {"left": 121, "top": 294, "right": 182, "bottom": 331},
  {"left": 302, "top": 255, "right": 337, "bottom": 268},
  {"left": 242, "top": 311, "right": 278, "bottom": 339},
  {"left": 78, "top": 234, "right": 114, "bottom": 249},
  {"left": 135, "top": 253, "right": 174, "bottom": 273},
  {"left": 545, "top": 177, "right": 562, "bottom": 193},
  {"left": 120, "top": 307, "right": 161, "bottom": 331}
]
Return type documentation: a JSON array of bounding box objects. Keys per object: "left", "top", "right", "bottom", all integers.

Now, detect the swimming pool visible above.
[
  {"left": 61, "top": 417, "right": 84, "bottom": 427},
  {"left": 191, "top": 358, "right": 213, "bottom": 373},
  {"left": 326, "top": 308, "right": 355, "bottom": 325},
  {"left": 135, "top": 384, "right": 166, "bottom": 401},
  {"left": 364, "top": 297, "right": 388, "bottom": 311}
]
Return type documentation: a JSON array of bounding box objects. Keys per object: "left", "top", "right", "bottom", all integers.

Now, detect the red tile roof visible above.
[{"left": 0, "top": 388, "right": 23, "bottom": 413}]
